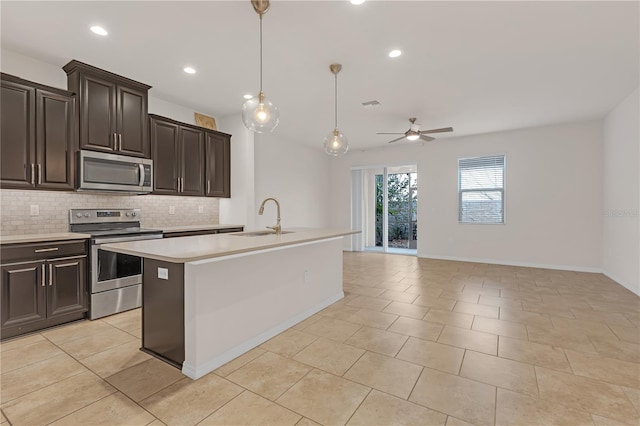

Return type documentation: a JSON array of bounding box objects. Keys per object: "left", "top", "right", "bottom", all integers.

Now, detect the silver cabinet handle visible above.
[
  {"left": 207, "top": 180, "right": 210, "bottom": 194},
  {"left": 30, "top": 163, "right": 35, "bottom": 185},
  {"left": 119, "top": 134, "right": 123, "bottom": 151},
  {"left": 181, "top": 178, "right": 184, "bottom": 193},
  {"left": 113, "top": 133, "right": 118, "bottom": 150},
  {"left": 177, "top": 177, "right": 180, "bottom": 192},
  {"left": 48, "top": 263, "right": 53, "bottom": 286},
  {"left": 37, "top": 164, "right": 42, "bottom": 184},
  {"left": 34, "top": 247, "right": 58, "bottom": 253},
  {"left": 41, "top": 264, "right": 45, "bottom": 287},
  {"left": 138, "top": 164, "right": 145, "bottom": 186}
]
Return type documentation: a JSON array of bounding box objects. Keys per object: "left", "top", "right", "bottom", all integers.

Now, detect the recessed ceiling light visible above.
[
  {"left": 183, "top": 67, "right": 196, "bottom": 74},
  {"left": 350, "top": 0, "right": 366, "bottom": 5},
  {"left": 243, "top": 94, "right": 253, "bottom": 100},
  {"left": 90, "top": 26, "right": 108, "bottom": 36},
  {"left": 388, "top": 49, "right": 402, "bottom": 58}
]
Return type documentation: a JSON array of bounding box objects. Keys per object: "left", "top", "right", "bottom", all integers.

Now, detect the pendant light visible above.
[
  {"left": 324, "top": 64, "right": 349, "bottom": 156},
  {"left": 242, "top": 0, "right": 279, "bottom": 133}
]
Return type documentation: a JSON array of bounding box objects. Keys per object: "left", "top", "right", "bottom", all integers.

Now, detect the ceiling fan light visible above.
[
  {"left": 406, "top": 134, "right": 420, "bottom": 141},
  {"left": 324, "top": 129, "right": 349, "bottom": 156}
]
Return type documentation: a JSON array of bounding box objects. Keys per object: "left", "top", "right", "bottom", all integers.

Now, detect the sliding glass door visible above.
[{"left": 359, "top": 165, "right": 417, "bottom": 255}]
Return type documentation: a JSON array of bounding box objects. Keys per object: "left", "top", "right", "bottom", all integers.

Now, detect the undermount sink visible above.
[{"left": 232, "top": 230, "right": 295, "bottom": 237}]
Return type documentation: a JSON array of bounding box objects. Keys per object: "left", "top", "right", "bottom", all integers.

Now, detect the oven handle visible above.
[
  {"left": 92, "top": 234, "right": 163, "bottom": 245},
  {"left": 138, "top": 163, "right": 145, "bottom": 186}
]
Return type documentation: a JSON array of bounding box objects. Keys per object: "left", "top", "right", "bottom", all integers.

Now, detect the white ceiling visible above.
[{"left": 2, "top": 1, "right": 638, "bottom": 151}]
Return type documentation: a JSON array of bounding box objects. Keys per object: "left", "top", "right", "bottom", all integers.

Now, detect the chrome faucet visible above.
[{"left": 258, "top": 197, "right": 281, "bottom": 235}]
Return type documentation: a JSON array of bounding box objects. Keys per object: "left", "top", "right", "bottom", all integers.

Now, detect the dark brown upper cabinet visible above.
[
  {"left": 150, "top": 114, "right": 230, "bottom": 197},
  {"left": 1, "top": 73, "right": 76, "bottom": 191},
  {"left": 205, "top": 131, "right": 231, "bottom": 198},
  {"left": 150, "top": 115, "right": 204, "bottom": 196},
  {"left": 63, "top": 60, "right": 151, "bottom": 158}
]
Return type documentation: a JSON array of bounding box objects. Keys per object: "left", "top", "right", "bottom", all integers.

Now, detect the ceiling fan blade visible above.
[
  {"left": 420, "top": 127, "right": 453, "bottom": 134},
  {"left": 376, "top": 132, "right": 404, "bottom": 135},
  {"left": 387, "top": 136, "right": 407, "bottom": 144},
  {"left": 420, "top": 135, "right": 435, "bottom": 142}
]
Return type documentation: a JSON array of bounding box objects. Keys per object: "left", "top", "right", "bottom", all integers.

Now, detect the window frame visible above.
[{"left": 458, "top": 154, "right": 506, "bottom": 224}]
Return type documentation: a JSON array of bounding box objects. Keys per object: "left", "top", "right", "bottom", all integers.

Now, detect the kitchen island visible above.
[{"left": 102, "top": 228, "right": 358, "bottom": 379}]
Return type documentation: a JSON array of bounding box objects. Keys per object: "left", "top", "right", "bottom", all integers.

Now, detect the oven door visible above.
[{"left": 91, "top": 234, "right": 162, "bottom": 293}]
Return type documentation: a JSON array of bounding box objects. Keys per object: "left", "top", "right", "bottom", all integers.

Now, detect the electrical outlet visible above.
[
  {"left": 198, "top": 205, "right": 204, "bottom": 214},
  {"left": 158, "top": 267, "right": 168, "bottom": 280},
  {"left": 169, "top": 205, "right": 175, "bottom": 215},
  {"left": 30, "top": 205, "right": 39, "bottom": 216}
]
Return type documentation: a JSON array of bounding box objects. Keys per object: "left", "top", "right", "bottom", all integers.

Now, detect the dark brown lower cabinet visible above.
[
  {"left": 1, "top": 240, "right": 88, "bottom": 339},
  {"left": 142, "top": 259, "right": 184, "bottom": 368},
  {"left": 162, "top": 227, "right": 244, "bottom": 239}
]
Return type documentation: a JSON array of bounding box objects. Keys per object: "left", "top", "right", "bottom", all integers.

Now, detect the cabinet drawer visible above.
[{"left": 1, "top": 240, "right": 87, "bottom": 263}]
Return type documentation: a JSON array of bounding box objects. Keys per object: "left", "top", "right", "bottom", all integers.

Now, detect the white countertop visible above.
[
  {"left": 0, "top": 232, "right": 92, "bottom": 244},
  {"left": 102, "top": 228, "right": 359, "bottom": 263},
  {"left": 161, "top": 224, "right": 244, "bottom": 233},
  {"left": 0, "top": 224, "right": 244, "bottom": 244}
]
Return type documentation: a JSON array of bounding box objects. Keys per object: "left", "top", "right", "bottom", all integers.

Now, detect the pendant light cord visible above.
[
  {"left": 259, "top": 14, "right": 263, "bottom": 93},
  {"left": 334, "top": 72, "right": 338, "bottom": 129}
]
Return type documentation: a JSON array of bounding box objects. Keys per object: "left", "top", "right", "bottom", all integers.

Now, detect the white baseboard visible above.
[
  {"left": 182, "top": 291, "right": 344, "bottom": 380},
  {"left": 419, "top": 254, "right": 603, "bottom": 274},
  {"left": 602, "top": 270, "right": 640, "bottom": 296}
]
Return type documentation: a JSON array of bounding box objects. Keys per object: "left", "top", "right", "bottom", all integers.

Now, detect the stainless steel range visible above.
[{"left": 69, "top": 208, "right": 162, "bottom": 319}]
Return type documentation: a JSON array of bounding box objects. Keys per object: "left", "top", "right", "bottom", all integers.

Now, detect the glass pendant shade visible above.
[
  {"left": 242, "top": 92, "right": 280, "bottom": 133},
  {"left": 324, "top": 63, "right": 348, "bottom": 156},
  {"left": 324, "top": 129, "right": 349, "bottom": 156}
]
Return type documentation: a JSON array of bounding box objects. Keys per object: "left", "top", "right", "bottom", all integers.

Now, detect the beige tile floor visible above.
[{"left": 1, "top": 252, "right": 639, "bottom": 425}]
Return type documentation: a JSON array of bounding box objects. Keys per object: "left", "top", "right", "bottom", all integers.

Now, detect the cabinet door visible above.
[
  {"left": 1, "top": 79, "right": 36, "bottom": 188},
  {"left": 205, "top": 132, "right": 231, "bottom": 198},
  {"left": 180, "top": 127, "right": 205, "bottom": 196},
  {"left": 117, "top": 85, "right": 149, "bottom": 158},
  {"left": 150, "top": 117, "right": 180, "bottom": 195},
  {"left": 79, "top": 74, "right": 117, "bottom": 152},
  {"left": 46, "top": 257, "right": 87, "bottom": 318},
  {"left": 36, "top": 90, "right": 76, "bottom": 190},
  {"left": 1, "top": 261, "right": 46, "bottom": 329}
]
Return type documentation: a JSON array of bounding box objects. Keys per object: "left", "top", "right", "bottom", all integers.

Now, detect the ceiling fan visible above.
[{"left": 377, "top": 118, "right": 453, "bottom": 143}]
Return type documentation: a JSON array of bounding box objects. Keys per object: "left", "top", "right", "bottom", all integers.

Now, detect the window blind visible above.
[{"left": 458, "top": 155, "right": 505, "bottom": 223}]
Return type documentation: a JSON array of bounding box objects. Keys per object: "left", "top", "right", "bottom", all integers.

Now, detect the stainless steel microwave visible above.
[{"left": 77, "top": 150, "right": 153, "bottom": 194}]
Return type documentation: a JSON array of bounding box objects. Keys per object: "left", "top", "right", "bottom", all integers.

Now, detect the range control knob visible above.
[
  {"left": 126, "top": 212, "right": 131, "bottom": 217},
  {"left": 76, "top": 212, "right": 82, "bottom": 218},
  {"left": 132, "top": 211, "right": 137, "bottom": 217},
  {"left": 84, "top": 213, "right": 90, "bottom": 218}
]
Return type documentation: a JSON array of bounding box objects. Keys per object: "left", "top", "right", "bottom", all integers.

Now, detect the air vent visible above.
[{"left": 361, "top": 100, "right": 382, "bottom": 108}]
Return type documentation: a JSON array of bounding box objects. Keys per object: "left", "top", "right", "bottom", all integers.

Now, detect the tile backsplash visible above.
[{"left": 0, "top": 189, "right": 220, "bottom": 235}]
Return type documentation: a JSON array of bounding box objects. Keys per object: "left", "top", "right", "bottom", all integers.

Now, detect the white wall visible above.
[
  {"left": 1, "top": 49, "right": 67, "bottom": 89},
  {"left": 253, "top": 133, "right": 331, "bottom": 229},
  {"left": 330, "top": 121, "right": 604, "bottom": 271},
  {"left": 217, "top": 114, "right": 256, "bottom": 230},
  {"left": 603, "top": 88, "right": 640, "bottom": 294}
]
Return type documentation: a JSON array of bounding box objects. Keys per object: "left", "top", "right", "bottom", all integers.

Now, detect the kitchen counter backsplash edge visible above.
[{"left": 0, "top": 189, "right": 221, "bottom": 236}]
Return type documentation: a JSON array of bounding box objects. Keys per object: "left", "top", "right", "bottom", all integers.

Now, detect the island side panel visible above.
[
  {"left": 142, "top": 259, "right": 185, "bottom": 368},
  {"left": 183, "top": 237, "right": 344, "bottom": 379}
]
